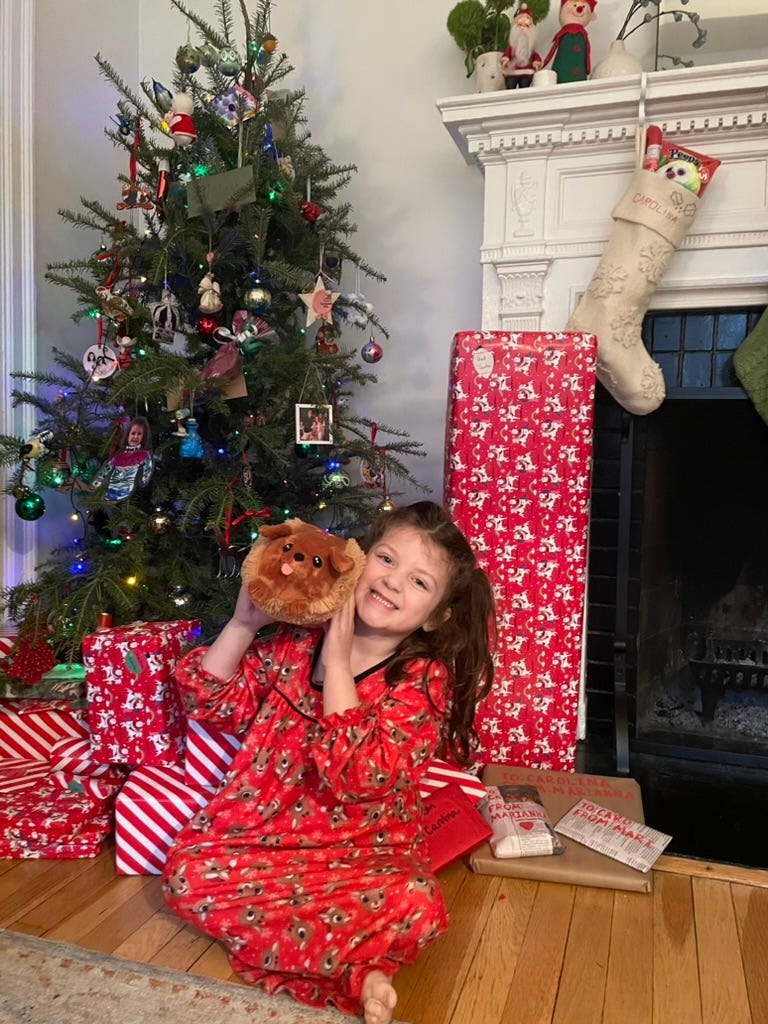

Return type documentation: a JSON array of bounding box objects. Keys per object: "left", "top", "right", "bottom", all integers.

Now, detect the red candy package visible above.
[{"left": 655, "top": 138, "right": 721, "bottom": 196}]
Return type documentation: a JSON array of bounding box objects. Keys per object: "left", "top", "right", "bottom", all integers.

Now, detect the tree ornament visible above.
[
  {"left": 361, "top": 336, "right": 383, "bottom": 363},
  {"left": 152, "top": 79, "right": 174, "bottom": 113},
  {"left": 261, "top": 33, "right": 278, "bottom": 54},
  {"left": 20, "top": 430, "right": 53, "bottom": 460},
  {"left": 83, "top": 343, "right": 119, "bottom": 381},
  {"left": 149, "top": 509, "right": 171, "bottom": 533},
  {"left": 169, "top": 585, "right": 193, "bottom": 608},
  {"left": 196, "top": 315, "right": 220, "bottom": 341},
  {"left": 198, "top": 254, "right": 223, "bottom": 314},
  {"left": 15, "top": 492, "right": 46, "bottom": 521},
  {"left": 176, "top": 43, "right": 201, "bottom": 73},
  {"left": 91, "top": 416, "right": 154, "bottom": 502},
  {"left": 95, "top": 286, "right": 132, "bottom": 322},
  {"left": 167, "top": 93, "right": 197, "bottom": 147},
  {"left": 36, "top": 458, "right": 69, "bottom": 489},
  {"left": 212, "top": 84, "right": 258, "bottom": 126},
  {"left": 7, "top": 629, "right": 55, "bottom": 685},
  {"left": 377, "top": 495, "right": 396, "bottom": 513},
  {"left": 323, "top": 469, "right": 351, "bottom": 491},
  {"left": 155, "top": 158, "right": 170, "bottom": 221},
  {"left": 152, "top": 286, "right": 183, "bottom": 342},
  {"left": 198, "top": 42, "right": 219, "bottom": 67},
  {"left": 216, "top": 45, "right": 241, "bottom": 76},
  {"left": 299, "top": 275, "right": 340, "bottom": 327},
  {"left": 300, "top": 200, "right": 326, "bottom": 223},
  {"left": 316, "top": 325, "right": 340, "bottom": 355},
  {"left": 12, "top": 483, "right": 30, "bottom": 500},
  {"left": 244, "top": 285, "right": 272, "bottom": 313},
  {"left": 179, "top": 418, "right": 204, "bottom": 459}
]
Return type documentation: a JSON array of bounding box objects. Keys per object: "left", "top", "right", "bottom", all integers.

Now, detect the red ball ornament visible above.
[
  {"left": 361, "top": 337, "right": 383, "bottom": 364},
  {"left": 300, "top": 200, "right": 325, "bottom": 223},
  {"left": 197, "top": 315, "right": 220, "bottom": 341}
]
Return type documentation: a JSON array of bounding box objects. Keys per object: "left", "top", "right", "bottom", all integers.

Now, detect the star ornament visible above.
[{"left": 299, "top": 274, "right": 339, "bottom": 327}]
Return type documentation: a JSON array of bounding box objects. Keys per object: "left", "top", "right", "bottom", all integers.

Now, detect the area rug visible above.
[{"left": 0, "top": 929, "right": 406, "bottom": 1023}]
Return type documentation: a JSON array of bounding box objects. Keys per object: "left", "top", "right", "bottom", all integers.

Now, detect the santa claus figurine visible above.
[
  {"left": 501, "top": 5, "right": 542, "bottom": 89},
  {"left": 541, "top": 0, "right": 597, "bottom": 83}
]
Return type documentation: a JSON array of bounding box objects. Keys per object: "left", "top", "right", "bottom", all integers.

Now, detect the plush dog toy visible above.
[{"left": 240, "top": 518, "right": 366, "bottom": 626}]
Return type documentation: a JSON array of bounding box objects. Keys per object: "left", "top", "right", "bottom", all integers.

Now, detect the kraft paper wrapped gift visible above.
[
  {"left": 82, "top": 620, "right": 201, "bottom": 766},
  {"left": 114, "top": 763, "right": 213, "bottom": 875},
  {"left": 444, "top": 330, "right": 597, "bottom": 771},
  {"left": 469, "top": 765, "right": 653, "bottom": 893},
  {"left": 184, "top": 719, "right": 488, "bottom": 801},
  {"left": 0, "top": 699, "right": 89, "bottom": 761}
]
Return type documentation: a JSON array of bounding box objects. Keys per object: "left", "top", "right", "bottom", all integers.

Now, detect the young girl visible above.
[{"left": 162, "top": 501, "right": 495, "bottom": 1024}]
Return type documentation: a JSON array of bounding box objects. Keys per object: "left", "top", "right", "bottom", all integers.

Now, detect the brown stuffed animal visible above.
[{"left": 240, "top": 518, "right": 366, "bottom": 626}]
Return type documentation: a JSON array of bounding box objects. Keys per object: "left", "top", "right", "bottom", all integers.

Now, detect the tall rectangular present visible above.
[
  {"left": 444, "top": 331, "right": 597, "bottom": 771},
  {"left": 83, "top": 620, "right": 201, "bottom": 767}
]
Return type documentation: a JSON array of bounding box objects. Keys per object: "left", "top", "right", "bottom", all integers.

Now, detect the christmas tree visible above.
[{"left": 0, "top": 0, "right": 424, "bottom": 682}]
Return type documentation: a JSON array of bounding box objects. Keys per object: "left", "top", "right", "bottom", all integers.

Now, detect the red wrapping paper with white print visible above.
[
  {"left": 0, "top": 776, "right": 116, "bottom": 857},
  {"left": 0, "top": 699, "right": 89, "bottom": 761},
  {"left": 185, "top": 719, "right": 487, "bottom": 802},
  {"left": 82, "top": 620, "right": 201, "bottom": 766},
  {"left": 0, "top": 822, "right": 111, "bottom": 859},
  {"left": 444, "top": 330, "right": 597, "bottom": 771},
  {"left": 114, "top": 763, "right": 213, "bottom": 875}
]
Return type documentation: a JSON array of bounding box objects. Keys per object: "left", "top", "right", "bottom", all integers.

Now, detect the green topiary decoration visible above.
[{"left": 447, "top": 0, "right": 550, "bottom": 77}]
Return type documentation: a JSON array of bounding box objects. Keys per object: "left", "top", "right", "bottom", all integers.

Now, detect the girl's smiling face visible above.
[
  {"left": 354, "top": 525, "right": 450, "bottom": 643},
  {"left": 127, "top": 422, "right": 145, "bottom": 447}
]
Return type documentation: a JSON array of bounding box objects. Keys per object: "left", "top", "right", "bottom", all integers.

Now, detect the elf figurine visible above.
[
  {"left": 541, "top": 0, "right": 597, "bottom": 83},
  {"left": 91, "top": 416, "right": 154, "bottom": 502}
]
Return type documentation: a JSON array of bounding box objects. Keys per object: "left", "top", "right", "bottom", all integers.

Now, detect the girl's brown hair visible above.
[{"left": 362, "top": 501, "right": 496, "bottom": 766}]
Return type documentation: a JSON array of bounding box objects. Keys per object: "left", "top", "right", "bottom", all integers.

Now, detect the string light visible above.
[{"left": 125, "top": 575, "right": 139, "bottom": 587}]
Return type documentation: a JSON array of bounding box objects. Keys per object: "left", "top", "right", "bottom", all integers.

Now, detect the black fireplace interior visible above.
[{"left": 580, "top": 307, "right": 768, "bottom": 867}]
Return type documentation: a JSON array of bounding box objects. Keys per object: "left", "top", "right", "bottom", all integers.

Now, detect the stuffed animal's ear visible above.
[
  {"left": 259, "top": 521, "right": 295, "bottom": 540},
  {"left": 328, "top": 546, "right": 356, "bottom": 574}
]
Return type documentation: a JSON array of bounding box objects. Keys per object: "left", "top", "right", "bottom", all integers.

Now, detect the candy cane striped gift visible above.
[
  {"left": 115, "top": 764, "right": 213, "bottom": 876},
  {"left": 419, "top": 761, "right": 487, "bottom": 803},
  {"left": 0, "top": 700, "right": 89, "bottom": 761},
  {"left": 48, "top": 737, "right": 125, "bottom": 781},
  {"left": 0, "top": 758, "right": 53, "bottom": 795},
  {"left": 183, "top": 719, "right": 241, "bottom": 788}
]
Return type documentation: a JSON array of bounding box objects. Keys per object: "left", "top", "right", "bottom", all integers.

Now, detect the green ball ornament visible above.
[
  {"left": 244, "top": 285, "right": 272, "bottom": 312},
  {"left": 198, "top": 42, "right": 219, "bottom": 68},
  {"left": 176, "top": 44, "right": 201, "bottom": 73},
  {"left": 15, "top": 492, "right": 46, "bottom": 521}
]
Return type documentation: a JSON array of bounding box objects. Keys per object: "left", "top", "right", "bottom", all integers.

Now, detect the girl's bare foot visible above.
[{"left": 361, "top": 969, "right": 397, "bottom": 1024}]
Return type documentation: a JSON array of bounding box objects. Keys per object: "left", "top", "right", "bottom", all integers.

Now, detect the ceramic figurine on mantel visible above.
[
  {"left": 500, "top": 1, "right": 551, "bottom": 89},
  {"left": 591, "top": 0, "right": 707, "bottom": 78},
  {"left": 541, "top": 0, "right": 598, "bottom": 83}
]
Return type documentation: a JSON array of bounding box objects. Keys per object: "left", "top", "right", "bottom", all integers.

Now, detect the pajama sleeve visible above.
[
  {"left": 174, "top": 644, "right": 274, "bottom": 736},
  {"left": 309, "top": 659, "right": 449, "bottom": 803}
]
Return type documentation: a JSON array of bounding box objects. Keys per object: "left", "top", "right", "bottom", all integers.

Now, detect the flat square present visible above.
[
  {"left": 444, "top": 330, "right": 597, "bottom": 771},
  {"left": 468, "top": 764, "right": 653, "bottom": 893},
  {"left": 83, "top": 620, "right": 201, "bottom": 766}
]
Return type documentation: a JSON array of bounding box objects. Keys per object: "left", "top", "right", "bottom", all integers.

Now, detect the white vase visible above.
[
  {"left": 475, "top": 51, "right": 505, "bottom": 93},
  {"left": 590, "top": 39, "right": 643, "bottom": 80}
]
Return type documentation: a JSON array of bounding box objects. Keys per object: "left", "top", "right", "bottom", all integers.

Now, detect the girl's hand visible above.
[
  {"left": 320, "top": 593, "right": 356, "bottom": 674},
  {"left": 231, "top": 583, "right": 273, "bottom": 634}
]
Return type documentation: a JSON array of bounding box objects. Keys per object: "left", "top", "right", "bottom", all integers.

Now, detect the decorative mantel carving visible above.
[{"left": 437, "top": 60, "right": 768, "bottom": 332}]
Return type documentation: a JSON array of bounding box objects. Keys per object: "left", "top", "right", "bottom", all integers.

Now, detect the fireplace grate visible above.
[{"left": 688, "top": 635, "right": 768, "bottom": 724}]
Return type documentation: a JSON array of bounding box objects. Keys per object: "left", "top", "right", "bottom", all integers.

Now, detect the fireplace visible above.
[{"left": 437, "top": 59, "right": 768, "bottom": 773}]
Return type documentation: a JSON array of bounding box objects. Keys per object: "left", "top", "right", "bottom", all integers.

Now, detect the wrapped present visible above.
[
  {"left": 185, "top": 719, "right": 487, "bottom": 802},
  {"left": 48, "top": 737, "right": 126, "bottom": 782},
  {"left": 0, "top": 758, "right": 54, "bottom": 795},
  {"left": 114, "top": 764, "right": 212, "bottom": 875},
  {"left": 82, "top": 620, "right": 201, "bottom": 766},
  {"left": 0, "top": 775, "right": 116, "bottom": 858},
  {"left": 0, "top": 699, "right": 89, "bottom": 761},
  {"left": 444, "top": 330, "right": 597, "bottom": 771}
]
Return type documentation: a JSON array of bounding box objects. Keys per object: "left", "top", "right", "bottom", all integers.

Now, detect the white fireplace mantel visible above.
[{"left": 437, "top": 60, "right": 768, "bottom": 332}]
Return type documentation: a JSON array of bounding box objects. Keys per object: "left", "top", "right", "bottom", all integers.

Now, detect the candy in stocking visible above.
[{"left": 567, "top": 168, "right": 700, "bottom": 415}]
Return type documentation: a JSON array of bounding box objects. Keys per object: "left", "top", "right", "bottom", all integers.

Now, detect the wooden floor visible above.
[{"left": 1, "top": 845, "right": 768, "bottom": 1023}]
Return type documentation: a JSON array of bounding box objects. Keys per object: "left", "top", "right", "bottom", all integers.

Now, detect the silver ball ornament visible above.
[{"left": 244, "top": 285, "right": 272, "bottom": 312}]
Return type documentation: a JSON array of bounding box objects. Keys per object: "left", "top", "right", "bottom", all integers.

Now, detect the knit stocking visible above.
[
  {"left": 567, "top": 169, "right": 700, "bottom": 415},
  {"left": 734, "top": 305, "right": 768, "bottom": 427}
]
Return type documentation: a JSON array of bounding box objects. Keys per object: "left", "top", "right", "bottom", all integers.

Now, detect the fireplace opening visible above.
[
  {"left": 585, "top": 306, "right": 768, "bottom": 770},
  {"left": 634, "top": 399, "right": 768, "bottom": 761}
]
